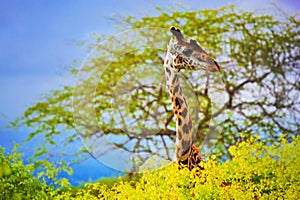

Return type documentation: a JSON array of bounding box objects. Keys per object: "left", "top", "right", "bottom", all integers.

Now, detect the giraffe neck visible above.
[{"left": 163, "top": 49, "right": 193, "bottom": 162}]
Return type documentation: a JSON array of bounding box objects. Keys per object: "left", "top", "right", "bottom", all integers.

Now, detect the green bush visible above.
[
  {"left": 0, "top": 145, "right": 71, "bottom": 199},
  {"left": 0, "top": 146, "right": 50, "bottom": 199},
  {"left": 1, "top": 135, "right": 299, "bottom": 199}
]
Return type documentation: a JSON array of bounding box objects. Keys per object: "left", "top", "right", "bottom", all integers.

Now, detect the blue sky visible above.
[
  {"left": 0, "top": 0, "right": 298, "bottom": 123},
  {"left": 0, "top": 0, "right": 299, "bottom": 185}
]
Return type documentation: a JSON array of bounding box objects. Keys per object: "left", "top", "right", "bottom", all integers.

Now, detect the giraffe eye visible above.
[{"left": 182, "top": 49, "right": 192, "bottom": 57}]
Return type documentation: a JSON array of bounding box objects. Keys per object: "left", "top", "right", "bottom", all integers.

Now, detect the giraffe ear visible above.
[
  {"left": 190, "top": 39, "right": 204, "bottom": 52},
  {"left": 170, "top": 26, "right": 184, "bottom": 41},
  {"left": 190, "top": 39, "right": 198, "bottom": 45}
]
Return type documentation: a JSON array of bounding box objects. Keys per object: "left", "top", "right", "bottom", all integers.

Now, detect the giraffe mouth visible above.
[{"left": 211, "top": 60, "right": 221, "bottom": 72}]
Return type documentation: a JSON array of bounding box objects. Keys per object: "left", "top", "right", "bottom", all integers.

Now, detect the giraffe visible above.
[{"left": 163, "top": 26, "right": 221, "bottom": 170}]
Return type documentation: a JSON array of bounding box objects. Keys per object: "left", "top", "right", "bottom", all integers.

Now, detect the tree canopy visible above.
[{"left": 13, "top": 5, "right": 299, "bottom": 172}]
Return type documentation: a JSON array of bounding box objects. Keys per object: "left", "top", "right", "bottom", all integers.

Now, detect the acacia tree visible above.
[{"left": 13, "top": 5, "right": 299, "bottom": 171}]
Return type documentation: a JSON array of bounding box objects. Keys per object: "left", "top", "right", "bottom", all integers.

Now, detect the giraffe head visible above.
[{"left": 167, "top": 26, "right": 221, "bottom": 72}]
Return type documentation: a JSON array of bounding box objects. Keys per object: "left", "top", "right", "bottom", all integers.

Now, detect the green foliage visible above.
[
  {"left": 0, "top": 145, "right": 51, "bottom": 199},
  {"left": 0, "top": 145, "right": 72, "bottom": 199}
]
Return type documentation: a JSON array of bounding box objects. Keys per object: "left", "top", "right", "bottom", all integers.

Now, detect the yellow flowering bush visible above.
[{"left": 1, "top": 135, "right": 299, "bottom": 199}]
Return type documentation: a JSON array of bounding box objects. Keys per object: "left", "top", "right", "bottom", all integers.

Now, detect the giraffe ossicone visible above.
[{"left": 164, "top": 26, "right": 221, "bottom": 170}]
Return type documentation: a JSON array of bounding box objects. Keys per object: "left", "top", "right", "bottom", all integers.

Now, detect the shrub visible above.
[
  {"left": 0, "top": 145, "right": 71, "bottom": 199},
  {"left": 1, "top": 134, "right": 299, "bottom": 199},
  {"left": 58, "top": 134, "right": 300, "bottom": 199},
  {"left": 0, "top": 145, "right": 52, "bottom": 199}
]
